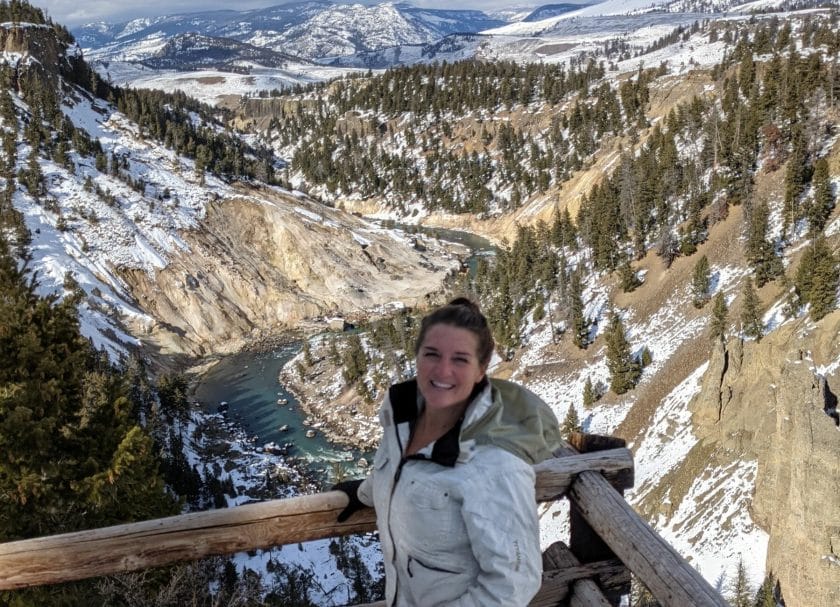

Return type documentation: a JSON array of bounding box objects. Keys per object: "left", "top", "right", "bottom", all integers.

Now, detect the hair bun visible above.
[{"left": 448, "top": 297, "right": 479, "bottom": 311}]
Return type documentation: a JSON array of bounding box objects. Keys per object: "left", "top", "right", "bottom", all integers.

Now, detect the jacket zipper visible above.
[
  {"left": 386, "top": 408, "right": 430, "bottom": 605},
  {"left": 385, "top": 419, "right": 409, "bottom": 606}
]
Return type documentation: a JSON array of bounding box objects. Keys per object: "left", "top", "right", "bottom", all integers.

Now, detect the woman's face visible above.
[{"left": 416, "top": 323, "right": 486, "bottom": 413}]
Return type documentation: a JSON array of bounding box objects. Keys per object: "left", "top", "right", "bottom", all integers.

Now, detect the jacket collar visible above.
[{"left": 387, "top": 378, "right": 489, "bottom": 467}]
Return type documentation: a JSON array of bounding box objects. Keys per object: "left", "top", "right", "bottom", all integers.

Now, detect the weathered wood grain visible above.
[
  {"left": 558, "top": 444, "right": 728, "bottom": 607},
  {"left": 0, "top": 450, "right": 632, "bottom": 590}
]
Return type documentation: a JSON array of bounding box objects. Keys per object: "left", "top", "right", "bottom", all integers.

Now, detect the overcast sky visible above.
[{"left": 35, "top": 1, "right": 557, "bottom": 28}]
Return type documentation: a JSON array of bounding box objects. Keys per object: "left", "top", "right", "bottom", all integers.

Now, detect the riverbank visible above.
[{"left": 279, "top": 334, "right": 383, "bottom": 453}]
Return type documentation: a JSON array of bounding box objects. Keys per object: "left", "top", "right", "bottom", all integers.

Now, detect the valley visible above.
[{"left": 1, "top": 1, "right": 838, "bottom": 605}]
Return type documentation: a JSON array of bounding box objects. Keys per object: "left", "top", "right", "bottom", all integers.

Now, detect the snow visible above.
[
  {"left": 96, "top": 61, "right": 362, "bottom": 107},
  {"left": 626, "top": 363, "right": 769, "bottom": 591},
  {"left": 171, "top": 407, "right": 382, "bottom": 605},
  {"left": 507, "top": 251, "right": 774, "bottom": 592},
  {"left": 484, "top": 1, "right": 676, "bottom": 36},
  {"left": 654, "top": 459, "right": 770, "bottom": 589},
  {"left": 352, "top": 231, "right": 372, "bottom": 247},
  {"left": 293, "top": 205, "right": 325, "bottom": 223},
  {"left": 630, "top": 363, "right": 706, "bottom": 501},
  {"left": 8, "top": 88, "right": 240, "bottom": 356},
  {"left": 728, "top": 0, "right": 787, "bottom": 14}
]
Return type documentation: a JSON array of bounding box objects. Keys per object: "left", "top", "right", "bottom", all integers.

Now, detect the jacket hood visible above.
[{"left": 464, "top": 378, "right": 562, "bottom": 465}]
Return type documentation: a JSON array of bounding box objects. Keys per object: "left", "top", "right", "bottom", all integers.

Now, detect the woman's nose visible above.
[{"left": 436, "top": 358, "right": 454, "bottom": 375}]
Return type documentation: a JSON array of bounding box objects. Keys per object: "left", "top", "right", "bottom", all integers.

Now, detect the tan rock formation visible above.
[
  {"left": 689, "top": 313, "right": 840, "bottom": 607},
  {"left": 120, "top": 185, "right": 462, "bottom": 358}
]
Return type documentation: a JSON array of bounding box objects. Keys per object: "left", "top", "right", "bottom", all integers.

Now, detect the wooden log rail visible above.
[
  {"left": 0, "top": 441, "right": 727, "bottom": 606},
  {"left": 0, "top": 448, "right": 631, "bottom": 591}
]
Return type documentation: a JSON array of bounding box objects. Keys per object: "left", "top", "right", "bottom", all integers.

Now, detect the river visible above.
[
  {"left": 193, "top": 342, "right": 369, "bottom": 481},
  {"left": 193, "top": 224, "right": 496, "bottom": 483}
]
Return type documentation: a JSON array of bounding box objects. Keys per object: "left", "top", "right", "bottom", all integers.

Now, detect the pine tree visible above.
[
  {"left": 328, "top": 335, "right": 341, "bottom": 365},
  {"left": 618, "top": 260, "right": 642, "bottom": 292},
  {"left": 709, "top": 291, "right": 729, "bottom": 343},
  {"left": 605, "top": 312, "right": 641, "bottom": 395},
  {"left": 752, "top": 572, "right": 777, "bottom": 607},
  {"left": 302, "top": 339, "right": 314, "bottom": 367},
  {"left": 342, "top": 333, "right": 368, "bottom": 384},
  {"left": 727, "top": 558, "right": 753, "bottom": 607},
  {"left": 0, "top": 237, "right": 176, "bottom": 545},
  {"left": 569, "top": 269, "right": 590, "bottom": 349},
  {"left": 691, "top": 255, "right": 712, "bottom": 308},
  {"left": 639, "top": 345, "right": 652, "bottom": 367},
  {"left": 582, "top": 376, "right": 597, "bottom": 408},
  {"left": 745, "top": 201, "right": 782, "bottom": 287},
  {"left": 561, "top": 405, "right": 581, "bottom": 439},
  {"left": 796, "top": 237, "right": 839, "bottom": 321},
  {"left": 807, "top": 157, "right": 834, "bottom": 234},
  {"left": 740, "top": 278, "right": 764, "bottom": 341},
  {"left": 783, "top": 126, "right": 810, "bottom": 235},
  {"left": 157, "top": 373, "right": 191, "bottom": 425}
]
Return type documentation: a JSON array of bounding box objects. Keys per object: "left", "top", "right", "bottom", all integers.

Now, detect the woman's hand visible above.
[{"left": 331, "top": 479, "right": 365, "bottom": 522}]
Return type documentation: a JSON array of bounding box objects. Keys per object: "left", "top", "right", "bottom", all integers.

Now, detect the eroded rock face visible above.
[
  {"left": 689, "top": 314, "right": 840, "bottom": 607},
  {"left": 0, "top": 22, "right": 87, "bottom": 95},
  {"left": 120, "top": 186, "right": 461, "bottom": 358}
]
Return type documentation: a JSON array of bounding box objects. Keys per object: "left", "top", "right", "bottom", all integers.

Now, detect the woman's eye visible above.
[
  {"left": 453, "top": 357, "right": 468, "bottom": 364},
  {"left": 424, "top": 351, "right": 439, "bottom": 358}
]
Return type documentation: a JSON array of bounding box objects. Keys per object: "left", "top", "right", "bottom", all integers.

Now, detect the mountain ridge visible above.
[{"left": 74, "top": 1, "right": 507, "bottom": 64}]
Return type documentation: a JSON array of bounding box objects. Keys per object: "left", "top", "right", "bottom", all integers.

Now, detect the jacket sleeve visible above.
[
  {"left": 356, "top": 469, "right": 375, "bottom": 508},
  {"left": 452, "top": 456, "right": 542, "bottom": 607},
  {"left": 357, "top": 439, "right": 390, "bottom": 508}
]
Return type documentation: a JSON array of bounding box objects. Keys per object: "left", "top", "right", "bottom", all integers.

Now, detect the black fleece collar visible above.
[{"left": 387, "top": 378, "right": 487, "bottom": 467}]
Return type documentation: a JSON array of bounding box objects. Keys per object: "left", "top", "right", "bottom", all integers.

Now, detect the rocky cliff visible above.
[
  {"left": 0, "top": 20, "right": 87, "bottom": 94},
  {"left": 120, "top": 184, "right": 462, "bottom": 359},
  {"left": 686, "top": 314, "right": 840, "bottom": 607}
]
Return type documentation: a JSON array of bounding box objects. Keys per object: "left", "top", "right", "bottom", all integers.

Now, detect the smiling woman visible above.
[{"left": 332, "top": 298, "right": 563, "bottom": 606}]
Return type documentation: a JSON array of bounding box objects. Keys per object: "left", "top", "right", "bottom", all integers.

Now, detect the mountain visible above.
[
  {"left": 323, "top": 32, "right": 490, "bottom": 69},
  {"left": 141, "top": 33, "right": 311, "bottom": 71},
  {"left": 523, "top": 3, "right": 592, "bottom": 21},
  {"left": 74, "top": 1, "right": 506, "bottom": 64},
  {"left": 0, "top": 10, "right": 460, "bottom": 361},
  {"left": 81, "top": 0, "right": 771, "bottom": 103}
]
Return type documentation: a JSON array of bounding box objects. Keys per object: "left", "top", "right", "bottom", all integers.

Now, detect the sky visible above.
[{"left": 33, "top": 0, "right": 562, "bottom": 28}]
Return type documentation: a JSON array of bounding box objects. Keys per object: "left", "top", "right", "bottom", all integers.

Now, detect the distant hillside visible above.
[
  {"left": 524, "top": 3, "right": 591, "bottom": 21},
  {"left": 141, "top": 33, "right": 311, "bottom": 71},
  {"left": 74, "top": 1, "right": 506, "bottom": 64}
]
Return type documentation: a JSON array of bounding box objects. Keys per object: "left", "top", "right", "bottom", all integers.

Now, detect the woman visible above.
[{"left": 334, "top": 298, "right": 561, "bottom": 606}]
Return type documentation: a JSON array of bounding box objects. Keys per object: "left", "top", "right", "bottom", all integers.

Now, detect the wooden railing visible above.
[{"left": 0, "top": 435, "right": 728, "bottom": 607}]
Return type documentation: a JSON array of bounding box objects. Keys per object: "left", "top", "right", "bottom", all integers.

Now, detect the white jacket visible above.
[{"left": 358, "top": 378, "right": 560, "bottom": 606}]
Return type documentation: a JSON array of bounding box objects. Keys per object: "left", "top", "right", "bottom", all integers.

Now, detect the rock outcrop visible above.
[
  {"left": 0, "top": 20, "right": 88, "bottom": 95},
  {"left": 120, "top": 185, "right": 462, "bottom": 358},
  {"left": 688, "top": 313, "right": 840, "bottom": 607}
]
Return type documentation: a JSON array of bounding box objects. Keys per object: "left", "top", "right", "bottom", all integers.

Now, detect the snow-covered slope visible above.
[
  {"left": 78, "top": 1, "right": 784, "bottom": 96},
  {"left": 75, "top": 2, "right": 506, "bottom": 64},
  {"left": 94, "top": 59, "right": 360, "bottom": 106},
  {"left": 22, "top": 92, "right": 221, "bottom": 358}
]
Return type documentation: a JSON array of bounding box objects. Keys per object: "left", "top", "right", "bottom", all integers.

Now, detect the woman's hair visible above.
[{"left": 414, "top": 298, "right": 495, "bottom": 368}]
